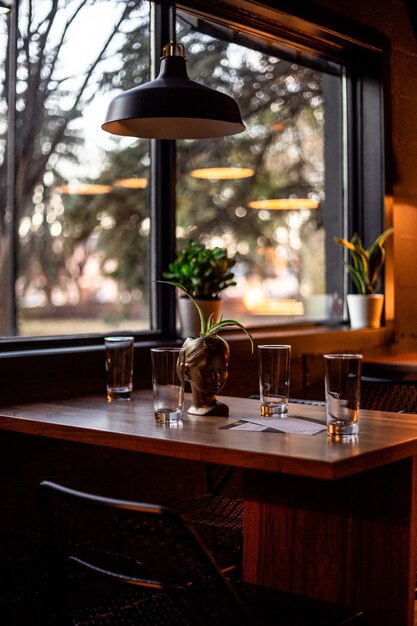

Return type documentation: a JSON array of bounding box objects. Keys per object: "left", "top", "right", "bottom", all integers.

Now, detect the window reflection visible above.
[{"left": 176, "top": 17, "right": 343, "bottom": 326}]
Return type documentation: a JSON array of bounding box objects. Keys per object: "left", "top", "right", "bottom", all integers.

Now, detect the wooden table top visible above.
[
  {"left": 364, "top": 352, "right": 417, "bottom": 378},
  {"left": 1, "top": 391, "right": 417, "bottom": 480},
  {"left": 365, "top": 352, "right": 417, "bottom": 365}
]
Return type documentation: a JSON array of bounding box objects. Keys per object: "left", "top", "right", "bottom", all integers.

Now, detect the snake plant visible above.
[{"left": 334, "top": 227, "right": 394, "bottom": 295}]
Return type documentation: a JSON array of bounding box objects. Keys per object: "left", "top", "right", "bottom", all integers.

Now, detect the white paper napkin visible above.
[{"left": 221, "top": 416, "right": 326, "bottom": 435}]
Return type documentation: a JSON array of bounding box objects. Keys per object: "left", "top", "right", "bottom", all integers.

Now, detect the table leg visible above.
[{"left": 243, "top": 457, "right": 417, "bottom": 626}]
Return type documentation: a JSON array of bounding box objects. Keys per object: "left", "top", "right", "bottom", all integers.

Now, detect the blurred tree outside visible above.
[
  {"left": 0, "top": 0, "right": 148, "bottom": 335},
  {"left": 175, "top": 23, "right": 325, "bottom": 317}
]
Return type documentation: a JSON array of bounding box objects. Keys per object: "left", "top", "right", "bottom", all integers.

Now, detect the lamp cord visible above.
[
  {"left": 170, "top": 0, "right": 176, "bottom": 44},
  {"left": 162, "top": 0, "right": 186, "bottom": 60}
]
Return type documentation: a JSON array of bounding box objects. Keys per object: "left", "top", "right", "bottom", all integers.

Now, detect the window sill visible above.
[
  {"left": 0, "top": 324, "right": 395, "bottom": 404},
  {"left": 223, "top": 323, "right": 395, "bottom": 399}
]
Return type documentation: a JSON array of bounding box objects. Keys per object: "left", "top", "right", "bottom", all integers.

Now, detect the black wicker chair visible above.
[
  {"left": 172, "top": 462, "right": 243, "bottom": 574},
  {"left": 360, "top": 376, "right": 417, "bottom": 413},
  {"left": 39, "top": 481, "right": 366, "bottom": 626}
]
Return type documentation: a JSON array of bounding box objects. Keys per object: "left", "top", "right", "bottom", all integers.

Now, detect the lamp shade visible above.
[{"left": 102, "top": 45, "right": 245, "bottom": 140}]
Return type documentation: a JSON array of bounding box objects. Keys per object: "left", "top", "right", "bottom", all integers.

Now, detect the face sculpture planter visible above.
[
  {"left": 181, "top": 335, "right": 230, "bottom": 416},
  {"left": 161, "top": 280, "right": 253, "bottom": 417}
]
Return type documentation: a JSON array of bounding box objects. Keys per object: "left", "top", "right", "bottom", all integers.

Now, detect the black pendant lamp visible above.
[{"left": 102, "top": 5, "right": 245, "bottom": 140}]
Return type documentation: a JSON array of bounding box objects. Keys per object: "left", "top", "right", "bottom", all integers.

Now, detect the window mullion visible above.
[
  {"left": 150, "top": 0, "right": 177, "bottom": 335},
  {"left": 6, "top": 0, "right": 18, "bottom": 335}
]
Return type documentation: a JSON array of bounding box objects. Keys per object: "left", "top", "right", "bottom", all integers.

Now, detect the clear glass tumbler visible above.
[
  {"left": 151, "top": 347, "right": 185, "bottom": 423},
  {"left": 105, "top": 336, "right": 134, "bottom": 401},
  {"left": 324, "top": 353, "right": 362, "bottom": 438},
  {"left": 258, "top": 344, "right": 291, "bottom": 416}
]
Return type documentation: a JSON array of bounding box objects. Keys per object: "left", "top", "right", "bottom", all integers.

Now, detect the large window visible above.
[
  {"left": 0, "top": 0, "right": 386, "bottom": 341},
  {"left": 1, "top": 0, "right": 152, "bottom": 337},
  {"left": 176, "top": 14, "right": 343, "bottom": 326}
]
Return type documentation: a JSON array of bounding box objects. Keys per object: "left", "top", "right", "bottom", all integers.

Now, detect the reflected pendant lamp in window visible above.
[{"left": 102, "top": 6, "right": 245, "bottom": 139}]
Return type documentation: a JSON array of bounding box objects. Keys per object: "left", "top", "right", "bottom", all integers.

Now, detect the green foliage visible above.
[
  {"left": 162, "top": 240, "right": 237, "bottom": 299},
  {"left": 161, "top": 280, "right": 253, "bottom": 351},
  {"left": 334, "top": 227, "right": 394, "bottom": 294}
]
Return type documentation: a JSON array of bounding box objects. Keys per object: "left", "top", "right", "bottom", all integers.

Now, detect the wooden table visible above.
[
  {"left": 1, "top": 391, "right": 417, "bottom": 626},
  {"left": 364, "top": 351, "right": 417, "bottom": 379}
]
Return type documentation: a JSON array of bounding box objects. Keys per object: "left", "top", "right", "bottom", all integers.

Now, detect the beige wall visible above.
[{"left": 312, "top": 0, "right": 417, "bottom": 350}]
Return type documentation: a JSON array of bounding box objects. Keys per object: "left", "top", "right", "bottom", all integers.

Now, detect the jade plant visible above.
[
  {"left": 162, "top": 240, "right": 236, "bottom": 300},
  {"left": 334, "top": 227, "right": 394, "bottom": 295}
]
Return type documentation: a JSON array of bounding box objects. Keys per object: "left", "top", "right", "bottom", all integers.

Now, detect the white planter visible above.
[
  {"left": 177, "top": 297, "right": 221, "bottom": 339},
  {"left": 347, "top": 294, "right": 384, "bottom": 329}
]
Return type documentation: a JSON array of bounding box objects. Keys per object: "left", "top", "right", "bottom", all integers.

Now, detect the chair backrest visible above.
[
  {"left": 360, "top": 376, "right": 417, "bottom": 413},
  {"left": 39, "top": 481, "right": 254, "bottom": 626}
]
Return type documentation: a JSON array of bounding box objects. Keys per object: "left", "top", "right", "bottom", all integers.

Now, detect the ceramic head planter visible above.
[
  {"left": 182, "top": 335, "right": 230, "bottom": 416},
  {"left": 160, "top": 280, "right": 253, "bottom": 417}
]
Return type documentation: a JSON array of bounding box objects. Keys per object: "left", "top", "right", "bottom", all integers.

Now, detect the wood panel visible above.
[{"left": 243, "top": 457, "right": 417, "bottom": 626}]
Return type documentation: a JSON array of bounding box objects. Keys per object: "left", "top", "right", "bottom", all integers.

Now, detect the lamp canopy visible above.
[{"left": 102, "top": 43, "right": 245, "bottom": 140}]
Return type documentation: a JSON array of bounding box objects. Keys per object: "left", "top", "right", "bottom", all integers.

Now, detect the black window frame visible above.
[{"left": 0, "top": 0, "right": 390, "bottom": 362}]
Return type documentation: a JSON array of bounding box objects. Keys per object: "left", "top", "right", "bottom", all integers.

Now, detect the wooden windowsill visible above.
[{"left": 0, "top": 323, "right": 395, "bottom": 405}]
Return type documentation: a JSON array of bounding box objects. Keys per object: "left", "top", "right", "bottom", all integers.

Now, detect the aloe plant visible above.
[
  {"left": 334, "top": 227, "right": 394, "bottom": 295},
  {"left": 162, "top": 240, "right": 236, "bottom": 299},
  {"left": 160, "top": 280, "right": 253, "bottom": 351}
]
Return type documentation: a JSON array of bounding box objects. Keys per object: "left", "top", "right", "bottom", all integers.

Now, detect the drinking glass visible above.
[
  {"left": 324, "top": 353, "right": 362, "bottom": 438},
  {"left": 151, "top": 347, "right": 185, "bottom": 423},
  {"left": 105, "top": 336, "right": 134, "bottom": 401},
  {"left": 258, "top": 345, "right": 291, "bottom": 416}
]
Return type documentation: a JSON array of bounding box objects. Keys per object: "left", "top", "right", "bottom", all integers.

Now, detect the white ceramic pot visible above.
[
  {"left": 177, "top": 297, "right": 221, "bottom": 339},
  {"left": 346, "top": 294, "right": 384, "bottom": 329}
]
